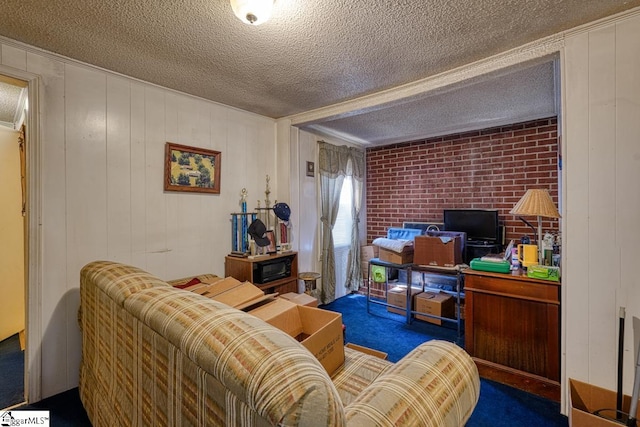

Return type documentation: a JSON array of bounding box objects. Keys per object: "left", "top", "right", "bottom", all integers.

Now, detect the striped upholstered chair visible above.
[{"left": 79, "top": 260, "right": 479, "bottom": 426}]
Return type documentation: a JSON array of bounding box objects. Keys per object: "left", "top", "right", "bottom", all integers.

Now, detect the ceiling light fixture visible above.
[{"left": 230, "top": 0, "right": 274, "bottom": 25}]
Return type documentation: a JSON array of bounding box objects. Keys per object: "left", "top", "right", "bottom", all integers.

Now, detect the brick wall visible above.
[{"left": 366, "top": 117, "right": 559, "bottom": 245}]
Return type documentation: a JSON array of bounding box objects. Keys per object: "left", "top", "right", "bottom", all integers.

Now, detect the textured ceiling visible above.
[
  {"left": 0, "top": 76, "right": 27, "bottom": 128},
  {"left": 0, "top": 81, "right": 23, "bottom": 125},
  {"left": 0, "top": 0, "right": 638, "bottom": 144},
  {"left": 305, "top": 59, "right": 558, "bottom": 145}
]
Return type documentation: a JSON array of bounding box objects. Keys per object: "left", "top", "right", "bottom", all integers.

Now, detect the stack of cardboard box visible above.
[{"left": 386, "top": 286, "right": 455, "bottom": 325}]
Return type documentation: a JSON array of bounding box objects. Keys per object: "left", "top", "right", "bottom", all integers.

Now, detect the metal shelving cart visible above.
[{"left": 366, "top": 258, "right": 465, "bottom": 341}]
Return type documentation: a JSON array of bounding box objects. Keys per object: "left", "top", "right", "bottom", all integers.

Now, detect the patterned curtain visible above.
[
  {"left": 318, "top": 142, "right": 365, "bottom": 304},
  {"left": 346, "top": 148, "right": 365, "bottom": 292}
]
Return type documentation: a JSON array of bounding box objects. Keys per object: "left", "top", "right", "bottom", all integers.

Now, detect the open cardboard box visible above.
[
  {"left": 187, "top": 276, "right": 272, "bottom": 310},
  {"left": 378, "top": 246, "right": 414, "bottom": 264},
  {"left": 569, "top": 378, "right": 640, "bottom": 426},
  {"left": 250, "top": 299, "right": 345, "bottom": 375},
  {"left": 279, "top": 292, "right": 318, "bottom": 307},
  {"left": 414, "top": 235, "right": 462, "bottom": 267},
  {"left": 345, "top": 343, "right": 388, "bottom": 360}
]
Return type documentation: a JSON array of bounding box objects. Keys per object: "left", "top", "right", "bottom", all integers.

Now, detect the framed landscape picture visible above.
[{"left": 164, "top": 142, "right": 221, "bottom": 194}]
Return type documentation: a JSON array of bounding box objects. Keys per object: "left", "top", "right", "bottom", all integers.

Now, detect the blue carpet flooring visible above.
[
  {"left": 6, "top": 294, "right": 569, "bottom": 426},
  {"left": 14, "top": 388, "right": 91, "bottom": 426},
  {"left": 0, "top": 333, "right": 25, "bottom": 409},
  {"left": 321, "top": 293, "right": 569, "bottom": 427}
]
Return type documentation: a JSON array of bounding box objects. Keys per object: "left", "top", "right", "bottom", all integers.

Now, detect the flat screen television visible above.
[{"left": 443, "top": 209, "right": 499, "bottom": 243}]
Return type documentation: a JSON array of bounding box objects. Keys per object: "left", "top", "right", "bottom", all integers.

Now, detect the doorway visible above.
[{"left": 0, "top": 74, "right": 28, "bottom": 410}]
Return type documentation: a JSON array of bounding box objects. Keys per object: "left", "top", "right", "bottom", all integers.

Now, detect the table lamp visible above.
[{"left": 510, "top": 189, "right": 561, "bottom": 264}]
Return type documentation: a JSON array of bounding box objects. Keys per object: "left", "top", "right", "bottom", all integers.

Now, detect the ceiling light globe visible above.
[{"left": 230, "top": 0, "right": 274, "bottom": 25}]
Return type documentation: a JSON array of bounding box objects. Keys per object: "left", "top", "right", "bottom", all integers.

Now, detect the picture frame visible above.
[
  {"left": 306, "top": 161, "right": 315, "bottom": 177},
  {"left": 164, "top": 142, "right": 221, "bottom": 194},
  {"left": 265, "top": 230, "right": 277, "bottom": 253}
]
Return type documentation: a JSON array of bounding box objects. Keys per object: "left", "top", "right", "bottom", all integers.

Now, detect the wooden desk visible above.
[{"left": 464, "top": 268, "right": 560, "bottom": 401}]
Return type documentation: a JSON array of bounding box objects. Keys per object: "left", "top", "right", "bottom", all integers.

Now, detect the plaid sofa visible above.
[{"left": 79, "top": 261, "right": 480, "bottom": 426}]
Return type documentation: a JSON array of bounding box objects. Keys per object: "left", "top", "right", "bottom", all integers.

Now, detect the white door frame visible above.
[{"left": 0, "top": 64, "right": 43, "bottom": 404}]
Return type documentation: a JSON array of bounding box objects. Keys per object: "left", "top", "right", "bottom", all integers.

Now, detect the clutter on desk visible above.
[
  {"left": 518, "top": 243, "right": 538, "bottom": 268},
  {"left": 526, "top": 265, "right": 560, "bottom": 281},
  {"left": 469, "top": 257, "right": 511, "bottom": 273},
  {"left": 479, "top": 255, "right": 506, "bottom": 263}
]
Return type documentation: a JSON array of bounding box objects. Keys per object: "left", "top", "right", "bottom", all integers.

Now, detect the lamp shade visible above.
[
  {"left": 510, "top": 189, "right": 560, "bottom": 218},
  {"left": 230, "top": 0, "right": 274, "bottom": 25}
]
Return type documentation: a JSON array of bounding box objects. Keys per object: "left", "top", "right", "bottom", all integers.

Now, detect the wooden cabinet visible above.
[
  {"left": 464, "top": 269, "right": 560, "bottom": 401},
  {"left": 224, "top": 252, "right": 298, "bottom": 295}
]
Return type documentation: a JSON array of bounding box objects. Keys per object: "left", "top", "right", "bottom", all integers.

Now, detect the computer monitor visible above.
[{"left": 443, "top": 209, "right": 499, "bottom": 243}]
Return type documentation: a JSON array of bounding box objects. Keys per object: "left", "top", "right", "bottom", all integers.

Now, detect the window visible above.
[{"left": 332, "top": 176, "right": 353, "bottom": 248}]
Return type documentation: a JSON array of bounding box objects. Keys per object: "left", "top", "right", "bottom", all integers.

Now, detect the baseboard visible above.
[{"left": 474, "top": 357, "right": 560, "bottom": 402}]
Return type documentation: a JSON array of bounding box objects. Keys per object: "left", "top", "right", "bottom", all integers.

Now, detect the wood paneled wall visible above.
[
  {"left": 563, "top": 11, "right": 640, "bottom": 409},
  {"left": 0, "top": 40, "right": 277, "bottom": 398}
]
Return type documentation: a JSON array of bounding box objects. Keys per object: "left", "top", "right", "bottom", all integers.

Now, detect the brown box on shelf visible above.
[
  {"left": 279, "top": 292, "right": 318, "bottom": 307},
  {"left": 386, "top": 285, "right": 421, "bottom": 315},
  {"left": 250, "top": 299, "right": 345, "bottom": 375},
  {"left": 345, "top": 343, "right": 388, "bottom": 360},
  {"left": 379, "top": 246, "right": 414, "bottom": 264},
  {"left": 361, "top": 245, "right": 379, "bottom": 279},
  {"left": 569, "top": 378, "right": 640, "bottom": 426},
  {"left": 414, "top": 292, "right": 455, "bottom": 325},
  {"left": 361, "top": 245, "right": 379, "bottom": 260},
  {"left": 414, "top": 235, "right": 462, "bottom": 267},
  {"left": 361, "top": 262, "right": 370, "bottom": 284}
]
